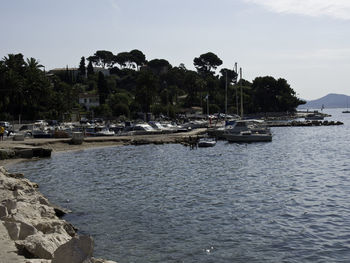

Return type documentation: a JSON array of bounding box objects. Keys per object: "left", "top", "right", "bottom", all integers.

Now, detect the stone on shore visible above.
[{"left": 52, "top": 235, "right": 94, "bottom": 263}]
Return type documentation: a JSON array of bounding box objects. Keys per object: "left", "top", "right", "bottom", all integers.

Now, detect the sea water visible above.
[{"left": 9, "top": 109, "right": 350, "bottom": 262}]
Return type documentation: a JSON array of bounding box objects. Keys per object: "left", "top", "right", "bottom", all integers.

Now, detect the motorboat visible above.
[
  {"left": 181, "top": 120, "right": 208, "bottom": 129},
  {"left": 305, "top": 111, "right": 325, "bottom": 120},
  {"left": 120, "top": 123, "right": 160, "bottom": 136},
  {"left": 197, "top": 137, "right": 217, "bottom": 147},
  {"left": 149, "top": 121, "right": 176, "bottom": 133},
  {"left": 32, "top": 128, "right": 52, "bottom": 138},
  {"left": 222, "top": 120, "right": 272, "bottom": 143},
  {"left": 95, "top": 127, "right": 115, "bottom": 136},
  {"left": 83, "top": 126, "right": 115, "bottom": 136},
  {"left": 224, "top": 130, "right": 272, "bottom": 143},
  {"left": 209, "top": 119, "right": 270, "bottom": 140}
]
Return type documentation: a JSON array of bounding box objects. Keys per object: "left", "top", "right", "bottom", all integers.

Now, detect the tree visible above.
[
  {"left": 115, "top": 52, "right": 132, "bottom": 69},
  {"left": 251, "top": 76, "right": 305, "bottom": 112},
  {"left": 88, "top": 50, "right": 116, "bottom": 68},
  {"left": 129, "top": 49, "right": 146, "bottom": 70},
  {"left": 220, "top": 68, "right": 238, "bottom": 84},
  {"left": 147, "top": 59, "right": 172, "bottom": 75},
  {"left": 97, "top": 72, "right": 108, "bottom": 104},
  {"left": 26, "top": 57, "right": 43, "bottom": 71},
  {"left": 193, "top": 52, "right": 223, "bottom": 76},
  {"left": 183, "top": 71, "right": 201, "bottom": 107},
  {"left": 135, "top": 70, "right": 159, "bottom": 112},
  {"left": 78, "top": 57, "right": 86, "bottom": 77},
  {"left": 87, "top": 60, "right": 94, "bottom": 76},
  {"left": 3, "top": 53, "right": 26, "bottom": 73}
]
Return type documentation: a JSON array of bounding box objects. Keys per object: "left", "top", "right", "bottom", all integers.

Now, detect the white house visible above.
[{"left": 79, "top": 93, "right": 100, "bottom": 110}]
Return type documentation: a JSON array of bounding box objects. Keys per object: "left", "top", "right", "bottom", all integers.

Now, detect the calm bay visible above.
[{"left": 9, "top": 108, "right": 350, "bottom": 263}]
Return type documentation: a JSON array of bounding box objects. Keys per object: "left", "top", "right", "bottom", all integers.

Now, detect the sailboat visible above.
[{"left": 342, "top": 97, "right": 350, "bottom": 113}]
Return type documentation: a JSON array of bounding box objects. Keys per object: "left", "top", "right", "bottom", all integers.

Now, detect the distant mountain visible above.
[{"left": 298, "top": 93, "right": 350, "bottom": 109}]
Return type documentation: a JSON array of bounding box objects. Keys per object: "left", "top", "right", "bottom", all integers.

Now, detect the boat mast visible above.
[
  {"left": 240, "top": 67, "right": 243, "bottom": 118},
  {"left": 206, "top": 94, "right": 209, "bottom": 119},
  {"left": 235, "top": 62, "right": 238, "bottom": 116},
  {"left": 225, "top": 70, "right": 228, "bottom": 121}
]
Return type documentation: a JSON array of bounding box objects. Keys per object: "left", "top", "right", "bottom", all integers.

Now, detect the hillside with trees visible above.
[{"left": 0, "top": 50, "right": 305, "bottom": 121}]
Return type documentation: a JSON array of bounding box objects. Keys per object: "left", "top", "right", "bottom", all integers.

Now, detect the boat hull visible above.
[
  {"left": 198, "top": 141, "right": 216, "bottom": 147},
  {"left": 224, "top": 133, "right": 272, "bottom": 143}
]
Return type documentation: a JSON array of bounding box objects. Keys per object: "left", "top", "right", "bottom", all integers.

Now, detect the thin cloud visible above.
[{"left": 244, "top": 0, "right": 350, "bottom": 20}]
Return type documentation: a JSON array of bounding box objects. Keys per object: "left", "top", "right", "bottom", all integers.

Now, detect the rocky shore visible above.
[{"left": 0, "top": 166, "right": 117, "bottom": 263}]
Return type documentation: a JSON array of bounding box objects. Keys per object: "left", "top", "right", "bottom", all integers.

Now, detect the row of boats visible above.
[
  {"left": 5, "top": 118, "right": 273, "bottom": 145},
  {"left": 9, "top": 120, "right": 209, "bottom": 139}
]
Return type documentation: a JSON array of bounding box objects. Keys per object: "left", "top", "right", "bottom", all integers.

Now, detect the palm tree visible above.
[
  {"left": 3, "top": 54, "right": 26, "bottom": 72},
  {"left": 26, "top": 57, "right": 44, "bottom": 72}
]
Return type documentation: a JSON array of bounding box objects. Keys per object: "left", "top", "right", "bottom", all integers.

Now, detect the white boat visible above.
[
  {"left": 224, "top": 130, "right": 272, "bottom": 143},
  {"left": 95, "top": 128, "right": 115, "bottom": 136},
  {"left": 198, "top": 137, "right": 216, "bottom": 147},
  {"left": 223, "top": 120, "right": 272, "bottom": 143},
  {"left": 210, "top": 120, "right": 270, "bottom": 139},
  {"left": 149, "top": 121, "right": 175, "bottom": 133},
  {"left": 123, "top": 123, "right": 159, "bottom": 135}
]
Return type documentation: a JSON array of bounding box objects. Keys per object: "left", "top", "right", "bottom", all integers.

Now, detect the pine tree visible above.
[
  {"left": 97, "top": 71, "right": 108, "bottom": 104},
  {"left": 78, "top": 56, "right": 86, "bottom": 77},
  {"left": 87, "top": 61, "right": 94, "bottom": 77}
]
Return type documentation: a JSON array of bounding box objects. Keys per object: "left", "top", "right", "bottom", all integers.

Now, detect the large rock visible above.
[
  {"left": 0, "top": 149, "right": 16, "bottom": 159},
  {"left": 0, "top": 204, "right": 8, "bottom": 218},
  {"left": 14, "top": 148, "right": 34, "bottom": 158},
  {"left": 16, "top": 232, "right": 71, "bottom": 259},
  {"left": 3, "top": 220, "right": 37, "bottom": 240},
  {"left": 52, "top": 235, "right": 94, "bottom": 263}
]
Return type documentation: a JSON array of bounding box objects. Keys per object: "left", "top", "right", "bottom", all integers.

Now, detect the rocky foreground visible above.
[{"left": 0, "top": 166, "right": 117, "bottom": 263}]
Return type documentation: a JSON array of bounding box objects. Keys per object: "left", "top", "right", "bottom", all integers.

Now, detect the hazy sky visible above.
[{"left": 1, "top": 0, "right": 350, "bottom": 100}]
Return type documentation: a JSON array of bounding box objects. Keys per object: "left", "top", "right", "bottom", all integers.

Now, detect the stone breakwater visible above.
[
  {"left": 267, "top": 120, "right": 344, "bottom": 127},
  {"left": 0, "top": 166, "right": 117, "bottom": 263}
]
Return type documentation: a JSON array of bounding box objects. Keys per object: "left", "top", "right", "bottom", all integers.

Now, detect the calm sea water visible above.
[{"left": 9, "top": 109, "right": 350, "bottom": 263}]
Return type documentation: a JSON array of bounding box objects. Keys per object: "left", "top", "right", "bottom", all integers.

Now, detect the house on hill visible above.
[
  {"left": 49, "top": 67, "right": 110, "bottom": 78},
  {"left": 79, "top": 93, "right": 100, "bottom": 110}
]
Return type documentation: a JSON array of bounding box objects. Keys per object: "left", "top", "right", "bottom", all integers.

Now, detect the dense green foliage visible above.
[{"left": 0, "top": 50, "right": 305, "bottom": 121}]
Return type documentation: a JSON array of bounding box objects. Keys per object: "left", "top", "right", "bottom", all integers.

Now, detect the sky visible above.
[{"left": 1, "top": 0, "right": 350, "bottom": 100}]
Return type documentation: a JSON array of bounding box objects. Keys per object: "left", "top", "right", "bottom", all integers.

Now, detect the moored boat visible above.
[
  {"left": 224, "top": 130, "right": 272, "bottom": 143},
  {"left": 197, "top": 137, "right": 216, "bottom": 147}
]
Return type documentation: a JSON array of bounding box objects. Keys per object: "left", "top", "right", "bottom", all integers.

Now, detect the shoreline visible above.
[{"left": 0, "top": 128, "right": 207, "bottom": 168}]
